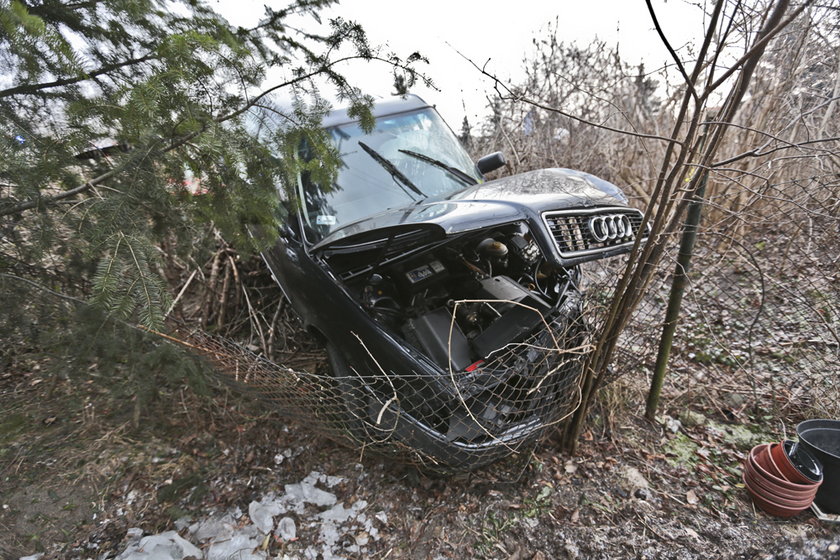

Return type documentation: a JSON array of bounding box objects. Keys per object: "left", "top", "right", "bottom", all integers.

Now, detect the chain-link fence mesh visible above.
[
  {"left": 4, "top": 166, "right": 835, "bottom": 471},
  {"left": 166, "top": 289, "right": 590, "bottom": 473},
  {"left": 677, "top": 178, "right": 840, "bottom": 421},
  {"left": 3, "top": 175, "right": 836, "bottom": 473}
]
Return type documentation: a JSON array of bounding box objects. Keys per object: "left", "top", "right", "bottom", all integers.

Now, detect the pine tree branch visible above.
[
  {"left": 0, "top": 272, "right": 88, "bottom": 306},
  {"left": 146, "top": 52, "right": 415, "bottom": 153},
  {"left": 0, "top": 57, "right": 331, "bottom": 218},
  {"left": 123, "top": 234, "right": 156, "bottom": 324},
  {"left": 1, "top": 53, "right": 420, "bottom": 219},
  {"left": 97, "top": 234, "right": 124, "bottom": 301},
  {"left": 0, "top": 165, "right": 123, "bottom": 217},
  {"left": 25, "top": 1, "right": 101, "bottom": 17},
  {"left": 246, "top": 0, "right": 336, "bottom": 34},
  {"left": 0, "top": 53, "right": 156, "bottom": 98},
  {"left": 217, "top": 53, "right": 419, "bottom": 124}
]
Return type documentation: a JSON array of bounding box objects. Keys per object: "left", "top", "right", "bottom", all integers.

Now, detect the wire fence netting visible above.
[
  {"left": 3, "top": 165, "right": 837, "bottom": 473},
  {"left": 166, "top": 294, "right": 590, "bottom": 473}
]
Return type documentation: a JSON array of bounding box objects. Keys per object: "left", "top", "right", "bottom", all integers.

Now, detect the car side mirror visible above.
[{"left": 476, "top": 152, "right": 506, "bottom": 174}]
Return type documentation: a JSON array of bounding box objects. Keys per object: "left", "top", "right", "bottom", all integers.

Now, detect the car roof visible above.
[{"left": 321, "top": 94, "right": 432, "bottom": 128}]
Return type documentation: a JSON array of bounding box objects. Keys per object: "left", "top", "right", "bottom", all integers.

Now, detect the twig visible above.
[
  {"left": 216, "top": 256, "right": 233, "bottom": 330},
  {"left": 228, "top": 254, "right": 268, "bottom": 355},
  {"left": 165, "top": 269, "right": 197, "bottom": 318},
  {"left": 266, "top": 297, "right": 286, "bottom": 356}
]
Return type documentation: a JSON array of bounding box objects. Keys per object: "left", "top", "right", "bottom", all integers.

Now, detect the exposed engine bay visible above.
[{"left": 325, "top": 222, "right": 576, "bottom": 374}]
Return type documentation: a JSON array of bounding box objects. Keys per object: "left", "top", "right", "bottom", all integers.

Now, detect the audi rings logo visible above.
[{"left": 588, "top": 214, "right": 634, "bottom": 243}]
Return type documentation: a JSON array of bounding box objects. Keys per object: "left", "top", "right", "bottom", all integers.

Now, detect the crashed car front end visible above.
[{"left": 261, "top": 96, "right": 648, "bottom": 470}]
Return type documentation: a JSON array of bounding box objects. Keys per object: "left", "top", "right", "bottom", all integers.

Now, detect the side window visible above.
[{"left": 299, "top": 169, "right": 336, "bottom": 240}]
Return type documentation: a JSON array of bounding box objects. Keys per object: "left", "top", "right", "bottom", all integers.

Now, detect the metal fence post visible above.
[{"left": 645, "top": 171, "right": 709, "bottom": 420}]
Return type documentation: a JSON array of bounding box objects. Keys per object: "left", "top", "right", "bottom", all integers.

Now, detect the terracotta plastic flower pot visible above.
[
  {"left": 742, "top": 473, "right": 811, "bottom": 518},
  {"left": 751, "top": 443, "right": 785, "bottom": 479},
  {"left": 748, "top": 444, "right": 807, "bottom": 491},
  {"left": 743, "top": 443, "right": 821, "bottom": 518},
  {"left": 743, "top": 460, "right": 817, "bottom": 502}
]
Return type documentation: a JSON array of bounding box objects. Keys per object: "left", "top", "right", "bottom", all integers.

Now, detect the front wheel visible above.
[{"left": 325, "top": 342, "right": 386, "bottom": 445}]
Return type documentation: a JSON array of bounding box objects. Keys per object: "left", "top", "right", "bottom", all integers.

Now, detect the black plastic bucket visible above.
[{"left": 797, "top": 419, "right": 840, "bottom": 513}]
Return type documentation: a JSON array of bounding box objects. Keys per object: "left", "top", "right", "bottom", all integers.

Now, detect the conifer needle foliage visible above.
[{"left": 0, "top": 0, "right": 425, "bottom": 327}]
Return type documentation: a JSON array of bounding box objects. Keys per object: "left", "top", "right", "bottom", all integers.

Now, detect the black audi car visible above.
[{"left": 260, "top": 95, "right": 647, "bottom": 470}]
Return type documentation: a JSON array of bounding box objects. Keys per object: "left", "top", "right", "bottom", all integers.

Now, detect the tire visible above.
[{"left": 325, "top": 341, "right": 379, "bottom": 444}]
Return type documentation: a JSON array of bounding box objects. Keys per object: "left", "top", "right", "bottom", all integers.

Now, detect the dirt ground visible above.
[{"left": 2, "top": 355, "right": 838, "bottom": 560}]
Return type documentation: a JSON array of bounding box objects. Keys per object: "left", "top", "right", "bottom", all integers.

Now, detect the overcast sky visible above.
[{"left": 211, "top": 0, "right": 707, "bottom": 127}]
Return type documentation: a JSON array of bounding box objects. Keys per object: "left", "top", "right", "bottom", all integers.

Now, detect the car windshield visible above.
[{"left": 299, "top": 108, "right": 481, "bottom": 242}]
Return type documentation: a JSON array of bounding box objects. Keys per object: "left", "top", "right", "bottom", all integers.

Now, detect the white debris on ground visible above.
[
  {"left": 115, "top": 531, "right": 202, "bottom": 560},
  {"left": 103, "top": 471, "right": 388, "bottom": 560}
]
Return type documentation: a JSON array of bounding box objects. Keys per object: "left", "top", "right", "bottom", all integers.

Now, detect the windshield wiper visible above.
[
  {"left": 358, "top": 142, "right": 425, "bottom": 199},
  {"left": 398, "top": 149, "right": 478, "bottom": 186}
]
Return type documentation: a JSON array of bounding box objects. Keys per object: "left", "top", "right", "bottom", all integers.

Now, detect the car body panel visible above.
[{"left": 314, "top": 167, "right": 624, "bottom": 252}]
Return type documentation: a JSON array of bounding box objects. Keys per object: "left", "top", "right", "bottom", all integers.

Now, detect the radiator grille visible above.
[{"left": 543, "top": 208, "right": 648, "bottom": 259}]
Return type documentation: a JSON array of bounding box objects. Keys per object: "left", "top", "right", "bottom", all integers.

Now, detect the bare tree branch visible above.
[
  {"left": 458, "top": 50, "right": 681, "bottom": 145},
  {"left": 713, "top": 135, "right": 840, "bottom": 167},
  {"left": 701, "top": 0, "right": 815, "bottom": 100},
  {"left": 645, "top": 0, "right": 698, "bottom": 102}
]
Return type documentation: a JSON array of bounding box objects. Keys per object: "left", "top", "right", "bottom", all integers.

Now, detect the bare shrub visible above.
[
  {"left": 470, "top": 1, "right": 840, "bottom": 445},
  {"left": 474, "top": 24, "right": 669, "bottom": 205}
]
